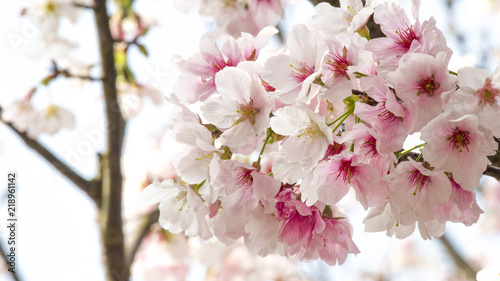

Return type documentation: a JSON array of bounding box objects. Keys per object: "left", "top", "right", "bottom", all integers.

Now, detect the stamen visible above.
[
  {"left": 408, "top": 169, "right": 429, "bottom": 195},
  {"left": 337, "top": 159, "right": 355, "bottom": 183},
  {"left": 289, "top": 62, "right": 315, "bottom": 83},
  {"left": 447, "top": 127, "right": 471, "bottom": 152},
  {"left": 394, "top": 25, "right": 418, "bottom": 51},
  {"left": 476, "top": 78, "right": 500, "bottom": 106}
]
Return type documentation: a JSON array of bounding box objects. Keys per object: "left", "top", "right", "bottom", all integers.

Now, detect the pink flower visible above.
[
  {"left": 338, "top": 123, "right": 397, "bottom": 176},
  {"left": 262, "top": 24, "right": 326, "bottom": 104},
  {"left": 274, "top": 189, "right": 359, "bottom": 265},
  {"left": 354, "top": 76, "right": 407, "bottom": 153},
  {"left": 236, "top": 26, "right": 279, "bottom": 61},
  {"left": 212, "top": 160, "right": 280, "bottom": 217},
  {"left": 366, "top": 0, "right": 451, "bottom": 76},
  {"left": 201, "top": 66, "right": 272, "bottom": 154},
  {"left": 434, "top": 179, "right": 483, "bottom": 226},
  {"left": 387, "top": 52, "right": 454, "bottom": 133},
  {"left": 444, "top": 66, "right": 500, "bottom": 137},
  {"left": 301, "top": 151, "right": 383, "bottom": 209},
  {"left": 420, "top": 112, "right": 497, "bottom": 190},
  {"left": 172, "top": 32, "right": 244, "bottom": 103},
  {"left": 388, "top": 158, "right": 452, "bottom": 225}
]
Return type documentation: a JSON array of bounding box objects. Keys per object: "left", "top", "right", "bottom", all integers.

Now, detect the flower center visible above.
[
  {"left": 417, "top": 75, "right": 440, "bottom": 96},
  {"left": 447, "top": 127, "right": 471, "bottom": 152},
  {"left": 377, "top": 103, "right": 397, "bottom": 122},
  {"left": 43, "top": 0, "right": 57, "bottom": 14},
  {"left": 212, "top": 57, "right": 228, "bottom": 73},
  {"left": 237, "top": 169, "right": 254, "bottom": 189},
  {"left": 297, "top": 122, "right": 322, "bottom": 144},
  {"left": 322, "top": 142, "right": 346, "bottom": 160},
  {"left": 236, "top": 99, "right": 259, "bottom": 125},
  {"left": 395, "top": 25, "right": 418, "bottom": 51},
  {"left": 337, "top": 159, "right": 355, "bottom": 183},
  {"left": 341, "top": 5, "right": 360, "bottom": 23},
  {"left": 476, "top": 77, "right": 500, "bottom": 106},
  {"left": 45, "top": 105, "right": 58, "bottom": 117},
  {"left": 289, "top": 62, "right": 315, "bottom": 83},
  {"left": 361, "top": 136, "right": 378, "bottom": 157},
  {"left": 326, "top": 47, "right": 350, "bottom": 78},
  {"left": 408, "top": 169, "right": 429, "bottom": 195}
]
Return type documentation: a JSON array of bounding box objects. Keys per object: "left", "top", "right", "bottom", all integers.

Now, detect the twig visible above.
[
  {"left": 73, "top": 3, "right": 94, "bottom": 9},
  {"left": 0, "top": 114, "right": 98, "bottom": 202},
  {"left": 126, "top": 208, "right": 160, "bottom": 268},
  {"left": 484, "top": 165, "right": 500, "bottom": 180},
  {"left": 93, "top": 0, "right": 128, "bottom": 279},
  {"left": 438, "top": 234, "right": 477, "bottom": 280}
]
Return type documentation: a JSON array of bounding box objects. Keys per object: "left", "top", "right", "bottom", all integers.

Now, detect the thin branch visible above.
[
  {"left": 308, "top": 0, "right": 339, "bottom": 7},
  {"left": 126, "top": 208, "right": 160, "bottom": 268},
  {"left": 484, "top": 165, "right": 500, "bottom": 180},
  {"left": 438, "top": 234, "right": 477, "bottom": 280},
  {"left": 0, "top": 238, "right": 22, "bottom": 281},
  {"left": 0, "top": 113, "right": 98, "bottom": 202},
  {"left": 93, "top": 0, "right": 128, "bottom": 279},
  {"left": 73, "top": 3, "right": 94, "bottom": 9}
]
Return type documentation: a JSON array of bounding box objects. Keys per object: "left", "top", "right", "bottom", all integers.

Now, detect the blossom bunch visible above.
[
  {"left": 174, "top": 0, "right": 299, "bottom": 36},
  {"left": 144, "top": 0, "right": 500, "bottom": 265}
]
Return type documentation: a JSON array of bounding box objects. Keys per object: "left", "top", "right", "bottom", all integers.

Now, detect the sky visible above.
[{"left": 0, "top": 0, "right": 500, "bottom": 281}]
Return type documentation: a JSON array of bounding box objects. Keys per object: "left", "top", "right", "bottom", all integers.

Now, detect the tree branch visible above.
[
  {"left": 484, "top": 165, "right": 500, "bottom": 180},
  {"left": 438, "top": 234, "right": 477, "bottom": 280},
  {"left": 125, "top": 208, "right": 160, "bottom": 268},
  {"left": 0, "top": 113, "right": 99, "bottom": 203},
  {"left": 93, "top": 0, "right": 128, "bottom": 280}
]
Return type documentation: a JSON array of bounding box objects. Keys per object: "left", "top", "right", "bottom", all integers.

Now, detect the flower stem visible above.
[
  {"left": 396, "top": 142, "right": 427, "bottom": 159},
  {"left": 330, "top": 109, "right": 354, "bottom": 134},
  {"left": 256, "top": 128, "right": 273, "bottom": 170},
  {"left": 326, "top": 109, "right": 353, "bottom": 126}
]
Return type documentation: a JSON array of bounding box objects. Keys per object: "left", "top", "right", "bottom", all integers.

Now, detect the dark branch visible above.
[
  {"left": 484, "top": 165, "right": 500, "bottom": 180},
  {"left": 93, "top": 0, "right": 128, "bottom": 279},
  {"left": 126, "top": 208, "right": 160, "bottom": 268},
  {"left": 308, "top": 0, "right": 339, "bottom": 7},
  {"left": 73, "top": 3, "right": 94, "bottom": 9},
  {"left": 438, "top": 234, "right": 477, "bottom": 280}
]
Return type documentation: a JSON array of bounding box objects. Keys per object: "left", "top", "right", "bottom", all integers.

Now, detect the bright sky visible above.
[{"left": 0, "top": 1, "right": 499, "bottom": 281}]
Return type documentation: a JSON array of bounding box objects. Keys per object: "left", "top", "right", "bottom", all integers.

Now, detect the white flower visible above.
[
  {"left": 27, "top": 104, "right": 75, "bottom": 137},
  {"left": 2, "top": 100, "right": 35, "bottom": 132},
  {"left": 142, "top": 180, "right": 213, "bottom": 240}
]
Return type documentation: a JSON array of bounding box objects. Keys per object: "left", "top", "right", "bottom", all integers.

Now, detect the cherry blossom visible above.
[
  {"left": 444, "top": 66, "right": 500, "bottom": 137},
  {"left": 420, "top": 112, "right": 497, "bottom": 190},
  {"left": 27, "top": 104, "right": 75, "bottom": 137}
]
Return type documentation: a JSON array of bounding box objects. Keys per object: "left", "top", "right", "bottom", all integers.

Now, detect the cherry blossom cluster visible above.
[
  {"left": 174, "top": 0, "right": 299, "bottom": 36},
  {"left": 144, "top": 0, "right": 500, "bottom": 265}
]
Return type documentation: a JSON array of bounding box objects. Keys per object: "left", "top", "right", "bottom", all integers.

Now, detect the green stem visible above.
[
  {"left": 397, "top": 142, "right": 427, "bottom": 159},
  {"left": 256, "top": 128, "right": 273, "bottom": 170},
  {"left": 331, "top": 110, "right": 353, "bottom": 134},
  {"left": 449, "top": 70, "right": 458, "bottom": 76},
  {"left": 326, "top": 109, "right": 353, "bottom": 127},
  {"left": 353, "top": 71, "right": 370, "bottom": 78}
]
